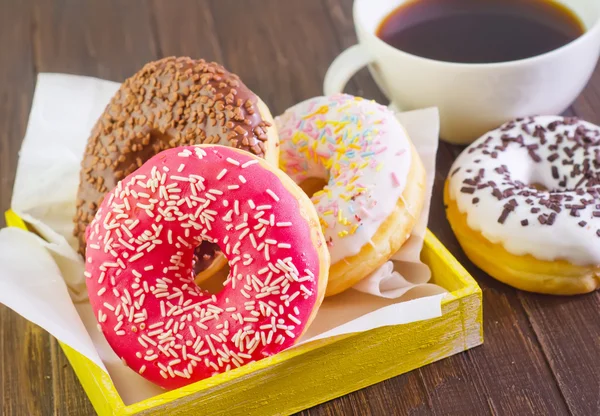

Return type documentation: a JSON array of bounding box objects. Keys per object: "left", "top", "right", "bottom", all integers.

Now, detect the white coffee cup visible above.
[{"left": 324, "top": 0, "right": 600, "bottom": 144}]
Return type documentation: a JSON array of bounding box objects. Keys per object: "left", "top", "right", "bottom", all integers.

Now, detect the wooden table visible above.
[{"left": 1, "top": 1, "right": 599, "bottom": 415}]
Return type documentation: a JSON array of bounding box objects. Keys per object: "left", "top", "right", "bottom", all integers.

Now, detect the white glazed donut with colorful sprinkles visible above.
[
  {"left": 85, "top": 145, "right": 329, "bottom": 389},
  {"left": 276, "top": 94, "right": 426, "bottom": 296}
]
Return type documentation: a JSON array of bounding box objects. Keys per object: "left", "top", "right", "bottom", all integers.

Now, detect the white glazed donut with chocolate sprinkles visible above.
[
  {"left": 446, "top": 116, "right": 600, "bottom": 295},
  {"left": 85, "top": 145, "right": 329, "bottom": 389}
]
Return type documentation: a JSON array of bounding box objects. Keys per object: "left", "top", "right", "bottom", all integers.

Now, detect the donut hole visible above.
[
  {"left": 193, "top": 243, "right": 229, "bottom": 295},
  {"left": 530, "top": 182, "right": 549, "bottom": 191},
  {"left": 506, "top": 153, "right": 563, "bottom": 193},
  {"left": 193, "top": 238, "right": 236, "bottom": 290},
  {"left": 196, "top": 263, "right": 230, "bottom": 294},
  {"left": 193, "top": 242, "right": 222, "bottom": 275},
  {"left": 299, "top": 177, "right": 328, "bottom": 198}
]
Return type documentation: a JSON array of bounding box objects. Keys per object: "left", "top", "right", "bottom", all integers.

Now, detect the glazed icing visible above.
[
  {"left": 276, "top": 94, "right": 412, "bottom": 264},
  {"left": 448, "top": 116, "right": 600, "bottom": 265},
  {"left": 85, "top": 145, "right": 322, "bottom": 389}
]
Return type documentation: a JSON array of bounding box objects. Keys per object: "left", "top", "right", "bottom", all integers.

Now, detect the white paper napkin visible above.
[{"left": 0, "top": 73, "right": 445, "bottom": 404}]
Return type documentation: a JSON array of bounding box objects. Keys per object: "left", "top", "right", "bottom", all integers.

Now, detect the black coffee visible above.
[{"left": 376, "top": 0, "right": 586, "bottom": 63}]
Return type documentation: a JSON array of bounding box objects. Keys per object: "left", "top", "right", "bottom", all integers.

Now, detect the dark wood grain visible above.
[
  {"left": 0, "top": 0, "right": 34, "bottom": 228},
  {"left": 32, "top": 0, "right": 158, "bottom": 80},
  {"left": 512, "top": 65, "right": 600, "bottom": 416},
  {"left": 0, "top": 1, "right": 55, "bottom": 416},
  {"left": 1, "top": 0, "right": 600, "bottom": 415}
]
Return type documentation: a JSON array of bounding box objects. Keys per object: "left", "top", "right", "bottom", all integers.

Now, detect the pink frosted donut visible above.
[{"left": 85, "top": 145, "right": 329, "bottom": 389}]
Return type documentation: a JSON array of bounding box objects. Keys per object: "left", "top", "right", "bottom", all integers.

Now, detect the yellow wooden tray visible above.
[{"left": 5, "top": 210, "right": 482, "bottom": 416}]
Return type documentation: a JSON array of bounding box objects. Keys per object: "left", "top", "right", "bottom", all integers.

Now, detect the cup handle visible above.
[{"left": 323, "top": 44, "right": 375, "bottom": 95}]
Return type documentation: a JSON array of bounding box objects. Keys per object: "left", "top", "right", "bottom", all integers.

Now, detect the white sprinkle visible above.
[
  {"left": 228, "top": 185, "right": 240, "bottom": 190},
  {"left": 148, "top": 329, "right": 164, "bottom": 337},
  {"left": 117, "top": 237, "right": 134, "bottom": 251},
  {"left": 242, "top": 160, "right": 258, "bottom": 168},
  {"left": 266, "top": 189, "right": 280, "bottom": 201},
  {"left": 128, "top": 252, "right": 144, "bottom": 262},
  {"left": 97, "top": 310, "right": 106, "bottom": 323},
  {"left": 238, "top": 228, "right": 250, "bottom": 241},
  {"left": 232, "top": 241, "right": 241, "bottom": 254},
  {"left": 278, "top": 243, "right": 291, "bottom": 249},
  {"left": 97, "top": 287, "right": 106, "bottom": 296},
  {"left": 141, "top": 334, "right": 157, "bottom": 346},
  {"left": 138, "top": 337, "right": 149, "bottom": 348},
  {"left": 139, "top": 365, "right": 146, "bottom": 375},
  {"left": 128, "top": 219, "right": 140, "bottom": 230},
  {"left": 188, "top": 353, "right": 203, "bottom": 362},
  {"left": 177, "top": 235, "right": 191, "bottom": 248},
  {"left": 205, "top": 335, "right": 217, "bottom": 356},
  {"left": 226, "top": 157, "right": 240, "bottom": 166},
  {"left": 137, "top": 241, "right": 151, "bottom": 252},
  {"left": 103, "top": 302, "right": 115, "bottom": 311},
  {"left": 288, "top": 314, "right": 301, "bottom": 325}
]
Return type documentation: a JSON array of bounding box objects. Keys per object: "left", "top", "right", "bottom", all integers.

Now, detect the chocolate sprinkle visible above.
[{"left": 498, "top": 208, "right": 511, "bottom": 224}]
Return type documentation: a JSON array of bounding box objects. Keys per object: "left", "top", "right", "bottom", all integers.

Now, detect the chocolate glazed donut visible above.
[{"left": 74, "top": 57, "right": 279, "bottom": 282}]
